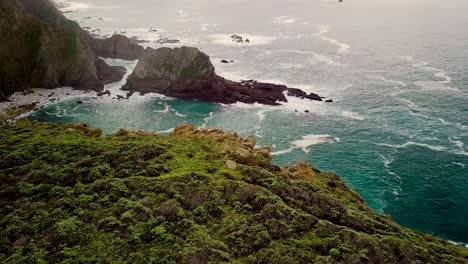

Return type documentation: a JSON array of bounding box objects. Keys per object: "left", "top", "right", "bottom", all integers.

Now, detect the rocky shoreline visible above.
[{"left": 0, "top": 0, "right": 331, "bottom": 123}]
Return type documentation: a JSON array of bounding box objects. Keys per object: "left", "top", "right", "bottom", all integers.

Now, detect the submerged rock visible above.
[{"left": 123, "top": 46, "right": 323, "bottom": 105}]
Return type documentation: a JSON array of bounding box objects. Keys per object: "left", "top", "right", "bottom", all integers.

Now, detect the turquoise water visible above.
[{"left": 30, "top": 0, "right": 468, "bottom": 244}]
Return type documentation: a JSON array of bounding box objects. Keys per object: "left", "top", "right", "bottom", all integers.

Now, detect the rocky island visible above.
[{"left": 123, "top": 46, "right": 323, "bottom": 105}]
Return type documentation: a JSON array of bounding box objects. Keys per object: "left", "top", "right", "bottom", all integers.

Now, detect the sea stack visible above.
[{"left": 123, "top": 46, "right": 324, "bottom": 105}]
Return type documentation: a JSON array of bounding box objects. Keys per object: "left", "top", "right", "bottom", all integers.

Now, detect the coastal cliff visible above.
[
  {"left": 0, "top": 120, "right": 466, "bottom": 263},
  {"left": 0, "top": 0, "right": 140, "bottom": 101}
]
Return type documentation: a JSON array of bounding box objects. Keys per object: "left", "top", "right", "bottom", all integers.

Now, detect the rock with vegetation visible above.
[
  {"left": 0, "top": 120, "right": 466, "bottom": 263},
  {"left": 0, "top": 0, "right": 132, "bottom": 101},
  {"left": 0, "top": 0, "right": 125, "bottom": 98},
  {"left": 123, "top": 46, "right": 324, "bottom": 105}
]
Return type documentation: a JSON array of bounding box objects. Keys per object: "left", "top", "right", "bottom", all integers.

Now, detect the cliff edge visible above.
[{"left": 0, "top": 120, "right": 466, "bottom": 263}]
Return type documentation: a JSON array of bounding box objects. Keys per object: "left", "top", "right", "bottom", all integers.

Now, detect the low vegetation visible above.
[{"left": 0, "top": 120, "right": 467, "bottom": 263}]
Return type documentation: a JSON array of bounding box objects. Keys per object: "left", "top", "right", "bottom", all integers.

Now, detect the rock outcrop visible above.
[
  {"left": 123, "top": 46, "right": 324, "bottom": 105},
  {"left": 89, "top": 34, "right": 145, "bottom": 61},
  {"left": 0, "top": 0, "right": 137, "bottom": 101}
]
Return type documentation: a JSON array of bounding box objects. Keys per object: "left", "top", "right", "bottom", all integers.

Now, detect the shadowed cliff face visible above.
[
  {"left": 123, "top": 46, "right": 323, "bottom": 105},
  {"left": 0, "top": 0, "right": 129, "bottom": 100}
]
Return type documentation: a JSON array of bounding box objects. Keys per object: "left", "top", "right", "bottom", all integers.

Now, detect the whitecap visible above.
[
  {"left": 201, "top": 112, "right": 214, "bottom": 127},
  {"left": 273, "top": 16, "right": 296, "bottom": 25},
  {"left": 177, "top": 10, "right": 188, "bottom": 17},
  {"left": 154, "top": 102, "right": 170, "bottom": 113},
  {"left": 368, "top": 75, "right": 406, "bottom": 87},
  {"left": 256, "top": 109, "right": 269, "bottom": 123},
  {"left": 314, "top": 25, "right": 350, "bottom": 53},
  {"left": 174, "top": 111, "right": 187, "bottom": 117},
  {"left": 272, "top": 134, "right": 334, "bottom": 155},
  {"left": 377, "top": 142, "right": 447, "bottom": 152},
  {"left": 380, "top": 154, "right": 402, "bottom": 180},
  {"left": 448, "top": 240, "right": 468, "bottom": 248},
  {"left": 341, "top": 111, "right": 365, "bottom": 121},
  {"left": 452, "top": 162, "right": 465, "bottom": 168},
  {"left": 401, "top": 56, "right": 460, "bottom": 92},
  {"left": 256, "top": 49, "right": 342, "bottom": 66}
]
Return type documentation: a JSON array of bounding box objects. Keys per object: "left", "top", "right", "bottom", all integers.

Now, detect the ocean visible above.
[{"left": 30, "top": 0, "right": 468, "bottom": 245}]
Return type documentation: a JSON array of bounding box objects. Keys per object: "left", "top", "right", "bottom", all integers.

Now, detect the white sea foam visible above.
[
  {"left": 256, "top": 109, "right": 269, "bottom": 123},
  {"left": 174, "top": 111, "right": 187, "bottom": 117},
  {"left": 177, "top": 10, "right": 188, "bottom": 17},
  {"left": 399, "top": 98, "right": 422, "bottom": 111},
  {"left": 438, "top": 118, "right": 468, "bottom": 131},
  {"left": 201, "top": 112, "right": 214, "bottom": 127},
  {"left": 369, "top": 75, "right": 406, "bottom": 87},
  {"left": 54, "top": 0, "right": 123, "bottom": 12},
  {"left": 448, "top": 240, "right": 468, "bottom": 248},
  {"left": 201, "top": 23, "right": 217, "bottom": 31},
  {"left": 342, "top": 84, "right": 354, "bottom": 91},
  {"left": 272, "top": 134, "right": 334, "bottom": 155},
  {"left": 273, "top": 16, "right": 296, "bottom": 25},
  {"left": 0, "top": 87, "right": 91, "bottom": 111},
  {"left": 54, "top": 0, "right": 93, "bottom": 12},
  {"left": 154, "top": 102, "right": 170, "bottom": 113},
  {"left": 449, "top": 137, "right": 465, "bottom": 150},
  {"left": 377, "top": 142, "right": 448, "bottom": 152},
  {"left": 452, "top": 162, "right": 465, "bottom": 168},
  {"left": 278, "top": 63, "right": 305, "bottom": 69},
  {"left": 314, "top": 25, "right": 350, "bottom": 53},
  {"left": 401, "top": 56, "right": 460, "bottom": 92},
  {"left": 380, "top": 155, "right": 402, "bottom": 180},
  {"left": 209, "top": 34, "right": 276, "bottom": 46},
  {"left": 261, "top": 49, "right": 341, "bottom": 66},
  {"left": 341, "top": 111, "right": 365, "bottom": 121}
]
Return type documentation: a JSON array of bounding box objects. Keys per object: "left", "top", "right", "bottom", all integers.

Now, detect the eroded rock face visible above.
[
  {"left": 90, "top": 34, "right": 145, "bottom": 61},
  {"left": 0, "top": 0, "right": 136, "bottom": 100},
  {"left": 123, "top": 46, "right": 324, "bottom": 105}
]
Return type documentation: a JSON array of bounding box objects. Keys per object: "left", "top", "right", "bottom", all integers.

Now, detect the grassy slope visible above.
[{"left": 0, "top": 120, "right": 467, "bottom": 263}]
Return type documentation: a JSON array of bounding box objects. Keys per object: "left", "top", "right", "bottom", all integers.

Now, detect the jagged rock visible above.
[
  {"left": 96, "top": 59, "right": 127, "bottom": 84},
  {"left": 231, "top": 34, "right": 244, "bottom": 43},
  {"left": 90, "top": 34, "right": 145, "bottom": 60},
  {"left": 325, "top": 99, "right": 333, "bottom": 103},
  {"left": 123, "top": 46, "right": 323, "bottom": 105},
  {"left": 0, "top": 0, "right": 131, "bottom": 99},
  {"left": 129, "top": 36, "right": 150, "bottom": 44},
  {"left": 76, "top": 100, "right": 83, "bottom": 104},
  {"left": 97, "top": 90, "right": 111, "bottom": 97},
  {"left": 221, "top": 60, "right": 229, "bottom": 63}
]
